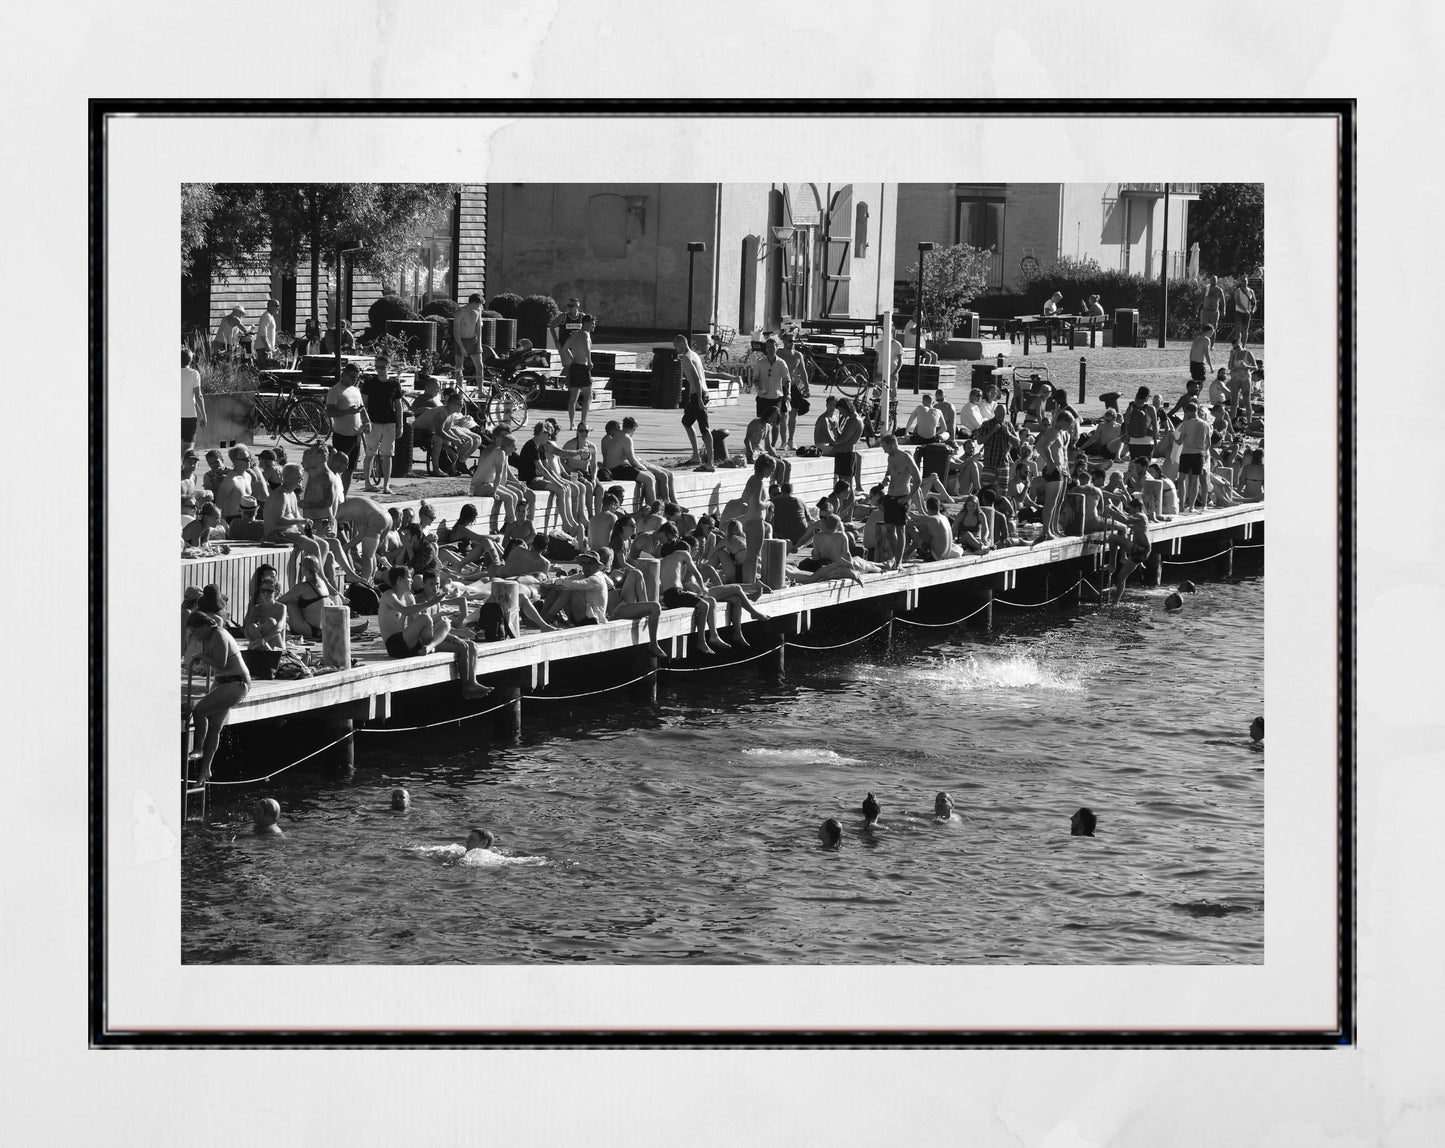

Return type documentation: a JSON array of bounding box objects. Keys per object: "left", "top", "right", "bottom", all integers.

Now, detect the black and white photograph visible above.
[{"left": 175, "top": 176, "right": 1268, "bottom": 971}]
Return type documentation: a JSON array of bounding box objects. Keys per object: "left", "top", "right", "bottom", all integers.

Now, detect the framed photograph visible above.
[{"left": 94, "top": 100, "right": 1350, "bottom": 1047}]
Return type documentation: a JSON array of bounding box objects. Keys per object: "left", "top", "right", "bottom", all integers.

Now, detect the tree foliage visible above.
[
  {"left": 899, "top": 243, "right": 995, "bottom": 339},
  {"left": 1187, "top": 184, "right": 1264, "bottom": 277}
]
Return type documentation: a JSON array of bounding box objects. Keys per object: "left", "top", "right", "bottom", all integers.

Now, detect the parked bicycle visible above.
[
  {"left": 242, "top": 372, "right": 330, "bottom": 446},
  {"left": 704, "top": 325, "right": 734, "bottom": 370}
]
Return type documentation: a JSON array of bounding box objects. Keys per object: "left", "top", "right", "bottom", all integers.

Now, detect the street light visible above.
[
  {"left": 686, "top": 241, "right": 707, "bottom": 346},
  {"left": 914, "top": 242, "right": 935, "bottom": 393},
  {"left": 334, "top": 239, "right": 365, "bottom": 380}
]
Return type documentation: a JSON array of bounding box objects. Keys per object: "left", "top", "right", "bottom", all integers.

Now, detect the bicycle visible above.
[
  {"left": 704, "top": 325, "right": 734, "bottom": 370},
  {"left": 800, "top": 347, "right": 871, "bottom": 402},
  {"left": 241, "top": 370, "right": 331, "bottom": 446}
]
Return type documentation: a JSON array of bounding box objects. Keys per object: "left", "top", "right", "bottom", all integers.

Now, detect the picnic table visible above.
[{"left": 1004, "top": 314, "right": 1107, "bottom": 354}]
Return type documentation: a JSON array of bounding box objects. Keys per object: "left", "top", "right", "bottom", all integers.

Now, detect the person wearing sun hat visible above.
[
  {"left": 211, "top": 305, "right": 254, "bottom": 354},
  {"left": 540, "top": 549, "right": 611, "bottom": 627}
]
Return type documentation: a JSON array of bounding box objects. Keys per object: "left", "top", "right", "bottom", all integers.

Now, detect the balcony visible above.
[{"left": 1118, "top": 183, "right": 1202, "bottom": 197}]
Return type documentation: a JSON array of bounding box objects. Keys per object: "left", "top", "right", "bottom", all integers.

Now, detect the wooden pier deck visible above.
[{"left": 197, "top": 502, "right": 1264, "bottom": 728}]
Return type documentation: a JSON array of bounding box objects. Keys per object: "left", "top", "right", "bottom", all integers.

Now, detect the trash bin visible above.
[
  {"left": 493, "top": 318, "right": 517, "bottom": 356},
  {"left": 1114, "top": 309, "right": 1139, "bottom": 347},
  {"left": 478, "top": 317, "right": 497, "bottom": 349},
  {"left": 952, "top": 312, "right": 981, "bottom": 339},
  {"left": 650, "top": 346, "right": 682, "bottom": 409}
]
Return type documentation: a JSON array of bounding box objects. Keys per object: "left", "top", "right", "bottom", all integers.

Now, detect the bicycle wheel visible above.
[
  {"left": 486, "top": 386, "right": 529, "bottom": 434},
  {"left": 282, "top": 396, "right": 329, "bottom": 445},
  {"left": 511, "top": 369, "right": 545, "bottom": 403},
  {"left": 835, "top": 363, "right": 871, "bottom": 399}
]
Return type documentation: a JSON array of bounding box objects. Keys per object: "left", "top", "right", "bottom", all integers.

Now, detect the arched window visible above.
[{"left": 855, "top": 202, "right": 870, "bottom": 259}]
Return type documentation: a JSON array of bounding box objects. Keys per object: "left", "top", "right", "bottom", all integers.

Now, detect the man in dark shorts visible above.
[
  {"left": 879, "top": 434, "right": 921, "bottom": 570},
  {"left": 750, "top": 338, "right": 791, "bottom": 451},
  {"left": 552, "top": 296, "right": 592, "bottom": 354},
  {"left": 1188, "top": 325, "right": 1215, "bottom": 384},
  {"left": 563, "top": 314, "right": 595, "bottom": 430},
  {"left": 325, "top": 361, "right": 369, "bottom": 495},
  {"left": 675, "top": 333, "right": 714, "bottom": 471},
  {"left": 829, "top": 397, "right": 864, "bottom": 492},
  {"left": 379, "top": 566, "right": 450, "bottom": 659}
]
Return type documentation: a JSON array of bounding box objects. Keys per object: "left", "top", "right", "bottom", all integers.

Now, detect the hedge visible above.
[
  {"left": 486, "top": 293, "right": 523, "bottom": 320},
  {"left": 421, "top": 297, "right": 458, "bottom": 320},
  {"left": 366, "top": 294, "right": 421, "bottom": 337}
]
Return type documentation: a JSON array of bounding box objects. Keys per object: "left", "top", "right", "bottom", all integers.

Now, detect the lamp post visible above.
[
  {"left": 1158, "top": 184, "right": 1170, "bottom": 349},
  {"left": 914, "top": 241, "right": 935, "bottom": 392},
  {"left": 686, "top": 241, "right": 707, "bottom": 345},
  {"left": 334, "top": 239, "right": 365, "bottom": 380}
]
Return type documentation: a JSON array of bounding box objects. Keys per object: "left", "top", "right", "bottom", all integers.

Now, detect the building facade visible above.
[
  {"left": 485, "top": 183, "right": 897, "bottom": 336},
  {"left": 894, "top": 183, "right": 1199, "bottom": 297}
]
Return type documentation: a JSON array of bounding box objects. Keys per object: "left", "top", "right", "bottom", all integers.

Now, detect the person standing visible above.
[
  {"left": 675, "top": 333, "right": 714, "bottom": 471},
  {"left": 878, "top": 434, "right": 921, "bottom": 570},
  {"left": 453, "top": 293, "right": 485, "bottom": 383},
  {"left": 778, "top": 331, "right": 812, "bottom": 450},
  {"left": 254, "top": 297, "right": 280, "bottom": 365},
  {"left": 563, "top": 314, "right": 595, "bottom": 430},
  {"left": 1175, "top": 401, "right": 1211, "bottom": 513},
  {"left": 552, "top": 296, "right": 592, "bottom": 357},
  {"left": 1227, "top": 334, "right": 1259, "bottom": 422},
  {"left": 360, "top": 351, "right": 404, "bottom": 495},
  {"left": 750, "top": 338, "right": 791, "bottom": 452},
  {"left": 210, "top": 305, "right": 252, "bottom": 355},
  {"left": 326, "top": 361, "right": 369, "bottom": 496},
  {"left": 1123, "top": 385, "right": 1159, "bottom": 463},
  {"left": 831, "top": 397, "right": 864, "bottom": 493},
  {"left": 181, "top": 347, "right": 206, "bottom": 454},
  {"left": 1199, "top": 275, "right": 1226, "bottom": 333},
  {"left": 1188, "top": 326, "right": 1216, "bottom": 386},
  {"left": 1232, "top": 275, "right": 1258, "bottom": 345}
]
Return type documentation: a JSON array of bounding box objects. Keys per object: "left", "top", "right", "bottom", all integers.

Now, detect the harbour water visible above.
[{"left": 182, "top": 576, "right": 1264, "bottom": 965}]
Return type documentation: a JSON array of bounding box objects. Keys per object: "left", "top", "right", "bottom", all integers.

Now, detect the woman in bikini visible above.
[
  {"left": 277, "top": 553, "right": 336, "bottom": 639},
  {"left": 706, "top": 519, "right": 750, "bottom": 584},
  {"left": 184, "top": 610, "right": 251, "bottom": 783},
  {"left": 242, "top": 567, "right": 287, "bottom": 651},
  {"left": 954, "top": 495, "right": 992, "bottom": 554}
]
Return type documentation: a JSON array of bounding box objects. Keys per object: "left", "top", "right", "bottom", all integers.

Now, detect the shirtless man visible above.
[
  {"left": 299, "top": 442, "right": 342, "bottom": 533},
  {"left": 791, "top": 513, "right": 878, "bottom": 587},
  {"left": 1174, "top": 401, "right": 1211, "bottom": 513},
  {"left": 905, "top": 496, "right": 962, "bottom": 562},
  {"left": 599, "top": 419, "right": 657, "bottom": 510},
  {"left": 676, "top": 333, "right": 715, "bottom": 470},
  {"left": 879, "top": 434, "right": 921, "bottom": 570},
  {"left": 379, "top": 566, "right": 453, "bottom": 660},
  {"left": 335, "top": 494, "right": 390, "bottom": 577},
  {"left": 621, "top": 417, "right": 676, "bottom": 503},
  {"left": 934, "top": 389, "right": 958, "bottom": 440},
  {"left": 214, "top": 445, "right": 268, "bottom": 525},
  {"left": 470, "top": 432, "right": 525, "bottom": 532},
  {"left": 587, "top": 491, "right": 622, "bottom": 552},
  {"left": 261, "top": 463, "right": 319, "bottom": 557},
  {"left": 603, "top": 546, "right": 669, "bottom": 659},
  {"left": 1107, "top": 496, "right": 1153, "bottom": 604},
  {"left": 1188, "top": 325, "right": 1216, "bottom": 385},
  {"left": 659, "top": 537, "right": 729, "bottom": 654},
  {"left": 778, "top": 331, "right": 811, "bottom": 451}
]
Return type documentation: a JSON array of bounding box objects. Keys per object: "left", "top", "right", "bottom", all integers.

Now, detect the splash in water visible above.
[
  {"left": 905, "top": 651, "right": 1084, "bottom": 693},
  {"left": 407, "top": 844, "right": 546, "bottom": 868},
  {"left": 742, "top": 748, "right": 865, "bottom": 765}
]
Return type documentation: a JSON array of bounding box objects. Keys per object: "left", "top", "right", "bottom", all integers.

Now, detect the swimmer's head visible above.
[
  {"left": 934, "top": 792, "right": 954, "bottom": 818},
  {"left": 465, "top": 828, "right": 495, "bottom": 851},
  {"left": 1070, "top": 807, "right": 1097, "bottom": 837},
  {"left": 1179, "top": 580, "right": 1197, "bottom": 593},
  {"left": 861, "top": 791, "right": 881, "bottom": 826},
  {"left": 390, "top": 788, "right": 410, "bottom": 811},
  {"left": 1164, "top": 592, "right": 1184, "bottom": 612},
  {"left": 1249, "top": 716, "right": 1264, "bottom": 743},
  {"left": 819, "top": 818, "right": 842, "bottom": 849},
  {"left": 253, "top": 798, "right": 280, "bottom": 830}
]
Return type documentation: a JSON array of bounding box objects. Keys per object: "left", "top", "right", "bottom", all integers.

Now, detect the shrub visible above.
[
  {"left": 897, "top": 243, "right": 995, "bottom": 341},
  {"left": 479, "top": 309, "right": 503, "bottom": 320},
  {"left": 366, "top": 293, "right": 420, "bottom": 337},
  {"left": 517, "top": 294, "right": 561, "bottom": 348},
  {"left": 486, "top": 293, "right": 524, "bottom": 320},
  {"left": 421, "top": 297, "right": 458, "bottom": 319}
]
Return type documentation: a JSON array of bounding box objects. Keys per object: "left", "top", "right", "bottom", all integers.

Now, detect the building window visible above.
[
  {"left": 956, "top": 194, "right": 1006, "bottom": 288},
  {"left": 854, "top": 202, "right": 869, "bottom": 258},
  {"left": 586, "top": 194, "right": 628, "bottom": 260}
]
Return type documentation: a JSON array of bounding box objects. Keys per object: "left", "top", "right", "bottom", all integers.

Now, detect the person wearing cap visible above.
[
  {"left": 210, "top": 305, "right": 253, "bottom": 355},
  {"left": 181, "top": 347, "right": 206, "bottom": 454},
  {"left": 181, "top": 451, "right": 209, "bottom": 518},
  {"left": 229, "top": 495, "right": 266, "bottom": 541},
  {"left": 453, "top": 293, "right": 486, "bottom": 382},
  {"left": 326, "top": 362, "right": 370, "bottom": 496},
  {"left": 183, "top": 608, "right": 251, "bottom": 784},
  {"left": 254, "top": 298, "right": 280, "bottom": 365},
  {"left": 540, "top": 549, "right": 611, "bottom": 627},
  {"left": 256, "top": 448, "right": 285, "bottom": 490}
]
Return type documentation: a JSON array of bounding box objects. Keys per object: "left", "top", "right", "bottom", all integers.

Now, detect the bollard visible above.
[
  {"left": 1147, "top": 549, "right": 1163, "bottom": 586},
  {"left": 760, "top": 637, "right": 785, "bottom": 679},
  {"left": 321, "top": 604, "right": 351, "bottom": 669},
  {"left": 1078, "top": 356, "right": 1087, "bottom": 404},
  {"left": 1220, "top": 540, "right": 1235, "bottom": 579},
  {"left": 489, "top": 580, "right": 522, "bottom": 637},
  {"left": 493, "top": 687, "right": 522, "bottom": 738},
  {"left": 759, "top": 539, "right": 788, "bottom": 592},
  {"left": 630, "top": 650, "right": 659, "bottom": 705},
  {"left": 315, "top": 714, "right": 355, "bottom": 772},
  {"left": 971, "top": 585, "right": 994, "bottom": 631}
]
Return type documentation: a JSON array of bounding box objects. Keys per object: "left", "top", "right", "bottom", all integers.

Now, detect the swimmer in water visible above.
[
  {"left": 1070, "top": 807, "right": 1097, "bottom": 837},
  {"left": 1164, "top": 592, "right": 1184, "bottom": 612},
  {"left": 819, "top": 818, "right": 842, "bottom": 849},
  {"left": 465, "top": 828, "right": 495, "bottom": 851},
  {"left": 861, "top": 791, "right": 881, "bottom": 828},
  {"left": 1249, "top": 716, "right": 1264, "bottom": 744},
  {"left": 1179, "top": 579, "right": 1197, "bottom": 593},
  {"left": 253, "top": 798, "right": 283, "bottom": 836},
  {"left": 934, "top": 792, "right": 955, "bottom": 820},
  {"left": 391, "top": 787, "right": 410, "bottom": 811}
]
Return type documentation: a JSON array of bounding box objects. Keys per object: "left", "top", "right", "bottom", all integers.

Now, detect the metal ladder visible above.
[{"left": 183, "top": 658, "right": 213, "bottom": 823}]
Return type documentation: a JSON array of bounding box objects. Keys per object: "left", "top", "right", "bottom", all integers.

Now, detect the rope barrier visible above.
[
  {"left": 661, "top": 644, "right": 780, "bottom": 673},
  {"left": 357, "top": 698, "right": 514, "bottom": 734},
  {"left": 787, "top": 620, "right": 892, "bottom": 651},
  {"left": 525, "top": 669, "right": 658, "bottom": 701},
  {"left": 1233, "top": 541, "right": 1265, "bottom": 550},
  {"left": 205, "top": 729, "right": 355, "bottom": 787},
  {"left": 1161, "top": 548, "right": 1233, "bottom": 566},
  {"left": 994, "top": 578, "right": 1084, "bottom": 609},
  {"left": 894, "top": 600, "right": 992, "bottom": 628}
]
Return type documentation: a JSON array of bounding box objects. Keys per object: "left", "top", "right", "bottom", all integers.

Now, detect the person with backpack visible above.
[{"left": 1123, "top": 386, "right": 1159, "bottom": 462}]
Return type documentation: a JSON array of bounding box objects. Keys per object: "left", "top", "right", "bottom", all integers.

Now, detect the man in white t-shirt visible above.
[
  {"left": 254, "top": 298, "right": 280, "bottom": 364},
  {"left": 181, "top": 346, "right": 207, "bottom": 454},
  {"left": 955, "top": 388, "right": 992, "bottom": 437},
  {"left": 326, "top": 362, "right": 370, "bottom": 495}
]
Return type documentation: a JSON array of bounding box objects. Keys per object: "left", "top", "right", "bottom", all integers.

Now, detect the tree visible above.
[
  {"left": 899, "top": 244, "right": 996, "bottom": 340},
  {"left": 182, "top": 183, "right": 459, "bottom": 322},
  {"left": 1188, "top": 184, "right": 1264, "bottom": 277}
]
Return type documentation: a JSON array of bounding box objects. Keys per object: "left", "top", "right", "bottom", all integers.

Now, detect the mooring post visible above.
[
  {"left": 1220, "top": 539, "right": 1235, "bottom": 579},
  {"left": 489, "top": 580, "right": 521, "bottom": 637},
  {"left": 759, "top": 539, "right": 788, "bottom": 592},
  {"left": 1078, "top": 356, "right": 1087, "bottom": 404},
  {"left": 315, "top": 714, "right": 355, "bottom": 773},
  {"left": 321, "top": 604, "right": 351, "bottom": 669},
  {"left": 1148, "top": 548, "right": 1163, "bottom": 586},
  {"left": 493, "top": 687, "right": 522, "bottom": 738},
  {"left": 760, "top": 635, "right": 785, "bottom": 680},
  {"left": 630, "top": 650, "right": 659, "bottom": 705}
]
